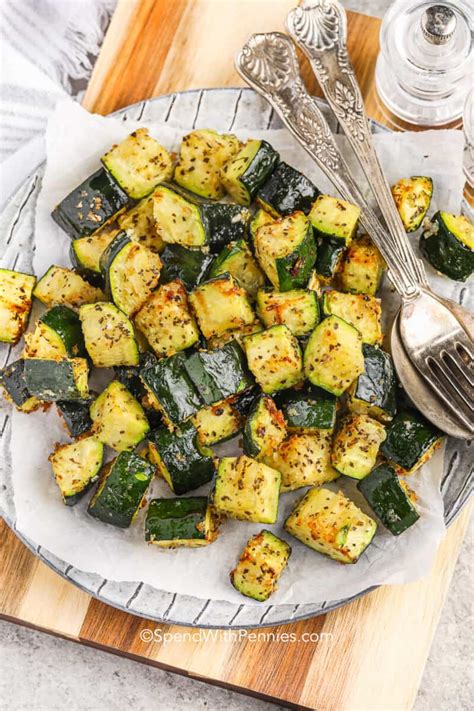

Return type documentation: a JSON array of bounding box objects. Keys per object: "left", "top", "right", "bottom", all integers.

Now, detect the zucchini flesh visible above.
[
  {"left": 358, "top": 463, "right": 420, "bottom": 535},
  {"left": 51, "top": 168, "right": 130, "bottom": 238},
  {"left": 209, "top": 240, "right": 265, "bottom": 298},
  {"left": 90, "top": 380, "right": 150, "bottom": 451},
  {"left": 206, "top": 321, "right": 263, "bottom": 350},
  {"left": 331, "top": 414, "right": 386, "bottom": 480},
  {"left": 244, "top": 325, "right": 303, "bottom": 394},
  {"left": 24, "top": 357, "right": 89, "bottom": 401},
  {"left": 174, "top": 129, "right": 240, "bottom": 199},
  {"left": 101, "top": 128, "right": 173, "bottom": 199},
  {"left": 70, "top": 226, "right": 120, "bottom": 277},
  {"left": 213, "top": 456, "right": 281, "bottom": 524},
  {"left": 309, "top": 194, "right": 360, "bottom": 246},
  {"left": 33, "top": 266, "right": 105, "bottom": 308},
  {"left": 250, "top": 208, "right": 274, "bottom": 241},
  {"left": 0, "top": 359, "right": 43, "bottom": 413},
  {"left": 159, "top": 244, "right": 214, "bottom": 291},
  {"left": 189, "top": 274, "right": 256, "bottom": 340},
  {"left": 0, "top": 269, "right": 36, "bottom": 344},
  {"left": 322, "top": 291, "right": 383, "bottom": 345},
  {"left": 391, "top": 176, "right": 432, "bottom": 232},
  {"left": 24, "top": 305, "right": 86, "bottom": 359},
  {"left": 221, "top": 139, "right": 279, "bottom": 205},
  {"left": 145, "top": 497, "right": 219, "bottom": 547},
  {"left": 266, "top": 431, "right": 339, "bottom": 492},
  {"left": 134, "top": 279, "right": 199, "bottom": 357},
  {"left": 257, "top": 161, "right": 320, "bottom": 217},
  {"left": 420, "top": 211, "right": 474, "bottom": 282},
  {"left": 243, "top": 395, "right": 287, "bottom": 459},
  {"left": 80, "top": 302, "right": 139, "bottom": 367},
  {"left": 254, "top": 211, "right": 317, "bottom": 291},
  {"left": 153, "top": 185, "right": 206, "bottom": 247},
  {"left": 184, "top": 341, "right": 254, "bottom": 405},
  {"left": 314, "top": 238, "right": 346, "bottom": 283},
  {"left": 147, "top": 421, "right": 215, "bottom": 495},
  {"left": 140, "top": 352, "right": 202, "bottom": 425},
  {"left": 380, "top": 409, "right": 442, "bottom": 474},
  {"left": 118, "top": 194, "right": 165, "bottom": 253},
  {"left": 274, "top": 386, "right": 337, "bottom": 432},
  {"left": 88, "top": 451, "right": 154, "bottom": 527},
  {"left": 101, "top": 233, "right": 162, "bottom": 316},
  {"left": 49, "top": 437, "right": 103, "bottom": 505},
  {"left": 256, "top": 288, "right": 319, "bottom": 337},
  {"left": 285, "top": 487, "right": 377, "bottom": 563},
  {"left": 338, "top": 235, "right": 384, "bottom": 295},
  {"left": 230, "top": 530, "right": 291, "bottom": 601},
  {"left": 56, "top": 399, "right": 93, "bottom": 438},
  {"left": 348, "top": 344, "right": 397, "bottom": 422},
  {"left": 304, "top": 315, "right": 364, "bottom": 396},
  {"left": 191, "top": 399, "right": 242, "bottom": 446}
]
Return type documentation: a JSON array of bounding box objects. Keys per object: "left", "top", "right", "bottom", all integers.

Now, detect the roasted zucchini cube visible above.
[
  {"left": 322, "top": 290, "right": 382, "bottom": 345},
  {"left": 243, "top": 395, "right": 287, "bottom": 459},
  {"left": 380, "top": 409, "right": 442, "bottom": 474},
  {"left": 267, "top": 432, "right": 339, "bottom": 492},
  {"left": 189, "top": 274, "right": 255, "bottom": 340},
  {"left": 358, "top": 463, "right": 420, "bottom": 535},
  {"left": 24, "top": 305, "right": 86, "bottom": 360},
  {"left": 391, "top": 176, "right": 432, "bottom": 233},
  {"left": 420, "top": 211, "right": 474, "bottom": 282},
  {"left": 174, "top": 129, "right": 240, "bottom": 199},
  {"left": 0, "top": 359, "right": 43, "bottom": 413},
  {"left": 71, "top": 225, "right": 120, "bottom": 278},
  {"left": 113, "top": 352, "right": 155, "bottom": 403},
  {"left": 254, "top": 211, "right": 317, "bottom": 291},
  {"left": 159, "top": 243, "right": 214, "bottom": 291},
  {"left": 331, "top": 414, "right": 386, "bottom": 480},
  {"left": 244, "top": 325, "right": 303, "bottom": 394},
  {"left": 101, "top": 128, "right": 173, "bottom": 199},
  {"left": 52, "top": 168, "right": 130, "bottom": 238},
  {"left": 285, "top": 487, "right": 377, "bottom": 563},
  {"left": 206, "top": 321, "right": 264, "bottom": 350},
  {"left": 309, "top": 194, "right": 360, "bottom": 246},
  {"left": 197, "top": 202, "right": 251, "bottom": 251},
  {"left": 314, "top": 238, "right": 346, "bottom": 283},
  {"left": 220, "top": 139, "right": 279, "bottom": 205},
  {"left": 24, "top": 357, "right": 89, "bottom": 401},
  {"left": 213, "top": 455, "right": 281, "bottom": 523},
  {"left": 257, "top": 161, "right": 320, "bottom": 217},
  {"left": 146, "top": 496, "right": 219, "bottom": 547},
  {"left": 274, "top": 386, "right": 337, "bottom": 433},
  {"left": 184, "top": 341, "right": 254, "bottom": 405},
  {"left": 148, "top": 421, "right": 215, "bottom": 495},
  {"left": 0, "top": 269, "right": 36, "bottom": 344},
  {"left": 338, "top": 235, "right": 384, "bottom": 295},
  {"left": 304, "top": 315, "right": 364, "bottom": 396},
  {"left": 80, "top": 302, "right": 139, "bottom": 367},
  {"left": 90, "top": 380, "right": 149, "bottom": 451},
  {"left": 249, "top": 208, "right": 274, "bottom": 241},
  {"left": 88, "top": 451, "right": 155, "bottom": 528},
  {"left": 230, "top": 530, "right": 291, "bottom": 601},
  {"left": 56, "top": 398, "right": 93, "bottom": 438},
  {"left": 191, "top": 399, "right": 242, "bottom": 446},
  {"left": 49, "top": 437, "right": 104, "bottom": 506},
  {"left": 134, "top": 280, "right": 199, "bottom": 357},
  {"left": 100, "top": 233, "right": 162, "bottom": 316},
  {"left": 256, "top": 288, "right": 319, "bottom": 337},
  {"left": 209, "top": 240, "right": 265, "bottom": 299},
  {"left": 348, "top": 344, "right": 397, "bottom": 423},
  {"left": 140, "top": 352, "right": 202, "bottom": 425},
  {"left": 33, "top": 266, "right": 105, "bottom": 308},
  {"left": 118, "top": 193, "right": 165, "bottom": 252}
]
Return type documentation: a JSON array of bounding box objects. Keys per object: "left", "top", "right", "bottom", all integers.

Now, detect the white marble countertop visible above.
[{"left": 1, "top": 2, "right": 472, "bottom": 710}]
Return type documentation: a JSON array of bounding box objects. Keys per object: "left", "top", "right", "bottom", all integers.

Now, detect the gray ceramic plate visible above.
[{"left": 0, "top": 88, "right": 472, "bottom": 629}]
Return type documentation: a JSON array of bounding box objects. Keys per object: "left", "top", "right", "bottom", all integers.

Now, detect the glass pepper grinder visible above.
[{"left": 375, "top": 0, "right": 473, "bottom": 130}]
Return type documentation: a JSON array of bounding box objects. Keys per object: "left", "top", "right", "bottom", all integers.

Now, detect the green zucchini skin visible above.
[
  {"left": 184, "top": 341, "right": 254, "bottom": 406},
  {"left": 241, "top": 140, "right": 280, "bottom": 199},
  {"left": 243, "top": 394, "right": 286, "bottom": 458},
  {"left": 40, "top": 305, "right": 86, "bottom": 358},
  {"left": 232, "top": 386, "right": 260, "bottom": 418},
  {"left": 141, "top": 352, "right": 202, "bottom": 424},
  {"left": 199, "top": 203, "right": 250, "bottom": 251},
  {"left": 159, "top": 244, "right": 214, "bottom": 291},
  {"left": 420, "top": 211, "right": 474, "bottom": 282},
  {"left": 24, "top": 358, "right": 88, "bottom": 401},
  {"left": 349, "top": 344, "right": 397, "bottom": 422},
  {"left": 114, "top": 352, "right": 156, "bottom": 402},
  {"left": 145, "top": 497, "right": 209, "bottom": 544},
  {"left": 274, "top": 386, "right": 337, "bottom": 431},
  {"left": 56, "top": 399, "right": 93, "bottom": 438},
  {"left": 98, "top": 230, "right": 129, "bottom": 283},
  {"left": 88, "top": 451, "right": 154, "bottom": 528},
  {"left": 315, "top": 238, "right": 346, "bottom": 281},
  {"left": 276, "top": 221, "right": 317, "bottom": 291},
  {"left": 51, "top": 168, "right": 130, "bottom": 239},
  {"left": 0, "top": 359, "right": 41, "bottom": 411},
  {"left": 148, "top": 422, "right": 215, "bottom": 495},
  {"left": 357, "top": 463, "right": 420, "bottom": 535},
  {"left": 380, "top": 409, "right": 441, "bottom": 473},
  {"left": 257, "top": 162, "right": 320, "bottom": 217}
]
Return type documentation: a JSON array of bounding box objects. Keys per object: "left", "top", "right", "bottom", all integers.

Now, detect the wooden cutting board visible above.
[{"left": 1, "top": 2, "right": 471, "bottom": 709}]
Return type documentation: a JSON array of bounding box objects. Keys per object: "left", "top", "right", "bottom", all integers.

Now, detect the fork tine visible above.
[
  {"left": 413, "top": 357, "right": 474, "bottom": 433},
  {"left": 443, "top": 348, "right": 474, "bottom": 388},
  {"left": 427, "top": 356, "right": 474, "bottom": 418},
  {"left": 455, "top": 330, "right": 474, "bottom": 361}
]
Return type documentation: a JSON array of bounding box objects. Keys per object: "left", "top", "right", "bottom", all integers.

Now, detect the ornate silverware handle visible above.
[
  {"left": 287, "top": 0, "right": 429, "bottom": 288},
  {"left": 235, "top": 31, "right": 419, "bottom": 299}
]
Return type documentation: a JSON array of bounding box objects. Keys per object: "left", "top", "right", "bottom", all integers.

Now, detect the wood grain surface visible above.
[{"left": 2, "top": 1, "right": 471, "bottom": 709}]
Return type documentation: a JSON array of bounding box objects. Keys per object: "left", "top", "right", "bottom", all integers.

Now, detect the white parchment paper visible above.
[{"left": 11, "top": 99, "right": 466, "bottom": 605}]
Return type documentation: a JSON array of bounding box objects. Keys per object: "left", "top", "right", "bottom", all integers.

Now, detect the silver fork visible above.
[{"left": 235, "top": 31, "right": 473, "bottom": 435}]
